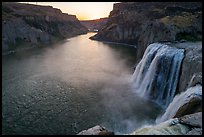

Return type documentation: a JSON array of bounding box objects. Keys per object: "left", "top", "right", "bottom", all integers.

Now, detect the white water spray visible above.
[
  {"left": 156, "top": 84, "right": 202, "bottom": 124},
  {"left": 132, "top": 43, "right": 184, "bottom": 108}
]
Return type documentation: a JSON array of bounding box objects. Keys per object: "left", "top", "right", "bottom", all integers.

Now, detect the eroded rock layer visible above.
[
  {"left": 90, "top": 2, "right": 202, "bottom": 62},
  {"left": 2, "top": 2, "right": 88, "bottom": 53}
]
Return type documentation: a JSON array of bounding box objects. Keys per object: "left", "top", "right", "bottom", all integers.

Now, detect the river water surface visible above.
[{"left": 2, "top": 33, "right": 162, "bottom": 135}]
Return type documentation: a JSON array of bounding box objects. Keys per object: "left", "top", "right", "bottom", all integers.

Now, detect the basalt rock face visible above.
[
  {"left": 131, "top": 41, "right": 202, "bottom": 108},
  {"left": 169, "top": 42, "right": 202, "bottom": 94},
  {"left": 155, "top": 84, "right": 202, "bottom": 124},
  {"left": 90, "top": 2, "right": 202, "bottom": 62},
  {"left": 2, "top": 2, "right": 88, "bottom": 53},
  {"left": 80, "top": 17, "right": 108, "bottom": 32}
]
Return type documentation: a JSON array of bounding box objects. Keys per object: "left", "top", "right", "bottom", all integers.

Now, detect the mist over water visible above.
[{"left": 2, "top": 33, "right": 163, "bottom": 135}]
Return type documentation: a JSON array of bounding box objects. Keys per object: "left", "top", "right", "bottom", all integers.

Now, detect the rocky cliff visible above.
[
  {"left": 2, "top": 2, "right": 88, "bottom": 53},
  {"left": 76, "top": 41, "right": 202, "bottom": 135},
  {"left": 90, "top": 1, "right": 202, "bottom": 95},
  {"left": 77, "top": 2, "right": 202, "bottom": 135},
  {"left": 80, "top": 17, "right": 108, "bottom": 32},
  {"left": 90, "top": 2, "right": 202, "bottom": 62},
  {"left": 170, "top": 42, "right": 202, "bottom": 94}
]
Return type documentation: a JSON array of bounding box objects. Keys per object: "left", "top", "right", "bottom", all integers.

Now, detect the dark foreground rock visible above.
[
  {"left": 77, "top": 125, "right": 114, "bottom": 135},
  {"left": 130, "top": 112, "right": 202, "bottom": 135},
  {"left": 79, "top": 112, "right": 202, "bottom": 135},
  {"left": 179, "top": 112, "right": 202, "bottom": 128}
]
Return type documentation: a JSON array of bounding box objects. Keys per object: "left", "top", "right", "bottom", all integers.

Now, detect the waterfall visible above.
[
  {"left": 132, "top": 43, "right": 184, "bottom": 108},
  {"left": 156, "top": 84, "right": 202, "bottom": 124}
]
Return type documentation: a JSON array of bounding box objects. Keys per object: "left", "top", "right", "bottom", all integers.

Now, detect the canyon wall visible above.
[
  {"left": 77, "top": 2, "right": 202, "bottom": 135},
  {"left": 80, "top": 17, "right": 108, "bottom": 32},
  {"left": 90, "top": 2, "right": 202, "bottom": 62},
  {"left": 2, "top": 2, "right": 88, "bottom": 53},
  {"left": 91, "top": 2, "right": 202, "bottom": 94},
  {"left": 170, "top": 42, "right": 202, "bottom": 94}
]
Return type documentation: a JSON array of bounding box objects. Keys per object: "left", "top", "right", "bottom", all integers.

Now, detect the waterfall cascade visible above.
[
  {"left": 156, "top": 84, "right": 202, "bottom": 124},
  {"left": 132, "top": 43, "right": 184, "bottom": 108}
]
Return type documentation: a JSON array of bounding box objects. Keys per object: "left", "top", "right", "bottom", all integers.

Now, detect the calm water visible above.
[{"left": 2, "top": 33, "right": 162, "bottom": 135}]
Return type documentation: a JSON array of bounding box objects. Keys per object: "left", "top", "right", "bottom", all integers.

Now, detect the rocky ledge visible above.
[
  {"left": 2, "top": 2, "right": 88, "bottom": 53},
  {"left": 76, "top": 41, "right": 202, "bottom": 135},
  {"left": 90, "top": 2, "right": 202, "bottom": 62},
  {"left": 77, "top": 112, "right": 202, "bottom": 135},
  {"left": 167, "top": 41, "right": 202, "bottom": 94}
]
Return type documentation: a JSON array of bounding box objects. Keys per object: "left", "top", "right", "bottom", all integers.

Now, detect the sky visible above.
[{"left": 20, "top": 2, "right": 118, "bottom": 20}]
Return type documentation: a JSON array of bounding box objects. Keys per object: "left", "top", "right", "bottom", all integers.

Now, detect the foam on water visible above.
[
  {"left": 156, "top": 84, "right": 202, "bottom": 124},
  {"left": 132, "top": 43, "right": 184, "bottom": 108}
]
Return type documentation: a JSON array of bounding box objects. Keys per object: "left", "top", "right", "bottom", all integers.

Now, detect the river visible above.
[{"left": 2, "top": 33, "right": 162, "bottom": 135}]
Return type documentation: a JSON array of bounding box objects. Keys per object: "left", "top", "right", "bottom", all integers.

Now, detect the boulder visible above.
[
  {"left": 179, "top": 112, "right": 202, "bottom": 135},
  {"left": 77, "top": 125, "right": 114, "bottom": 135},
  {"left": 186, "top": 128, "right": 202, "bottom": 135},
  {"left": 156, "top": 85, "right": 202, "bottom": 124},
  {"left": 173, "top": 95, "right": 202, "bottom": 118},
  {"left": 130, "top": 112, "right": 202, "bottom": 135},
  {"left": 130, "top": 118, "right": 190, "bottom": 135},
  {"left": 179, "top": 112, "right": 202, "bottom": 128}
]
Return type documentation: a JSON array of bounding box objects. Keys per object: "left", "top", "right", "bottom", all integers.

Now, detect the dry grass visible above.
[{"left": 159, "top": 13, "right": 196, "bottom": 27}]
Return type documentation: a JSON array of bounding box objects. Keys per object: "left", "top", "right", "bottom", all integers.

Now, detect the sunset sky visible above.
[{"left": 20, "top": 2, "right": 118, "bottom": 20}]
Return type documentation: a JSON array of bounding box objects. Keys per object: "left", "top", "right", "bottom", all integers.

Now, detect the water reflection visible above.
[{"left": 2, "top": 33, "right": 162, "bottom": 135}]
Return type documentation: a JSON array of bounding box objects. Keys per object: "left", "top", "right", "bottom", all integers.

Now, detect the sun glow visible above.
[{"left": 20, "top": 2, "right": 117, "bottom": 20}]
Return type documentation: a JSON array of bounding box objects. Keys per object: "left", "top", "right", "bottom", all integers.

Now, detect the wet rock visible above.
[
  {"left": 170, "top": 42, "right": 202, "bottom": 94},
  {"left": 174, "top": 95, "right": 202, "bottom": 118},
  {"left": 188, "top": 72, "right": 202, "bottom": 88},
  {"left": 156, "top": 85, "right": 202, "bottom": 123},
  {"left": 179, "top": 112, "right": 202, "bottom": 128},
  {"left": 77, "top": 125, "right": 114, "bottom": 135},
  {"left": 130, "top": 112, "right": 202, "bottom": 135},
  {"left": 186, "top": 128, "right": 202, "bottom": 135},
  {"left": 130, "top": 118, "right": 190, "bottom": 135}
]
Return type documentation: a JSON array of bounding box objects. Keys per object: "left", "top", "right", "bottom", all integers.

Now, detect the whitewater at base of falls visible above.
[
  {"left": 132, "top": 43, "right": 184, "bottom": 108},
  {"left": 130, "top": 118, "right": 190, "bottom": 135},
  {"left": 156, "top": 84, "right": 202, "bottom": 124}
]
